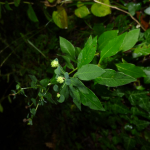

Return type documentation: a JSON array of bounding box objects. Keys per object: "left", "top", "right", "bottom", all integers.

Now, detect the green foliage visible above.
[{"left": 1, "top": 0, "right": 150, "bottom": 149}]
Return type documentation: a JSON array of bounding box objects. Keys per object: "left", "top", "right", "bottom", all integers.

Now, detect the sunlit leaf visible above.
[
  {"left": 100, "top": 33, "right": 126, "bottom": 63},
  {"left": 121, "top": 29, "right": 140, "bottom": 51},
  {"left": 75, "top": 2, "right": 90, "bottom": 18},
  {"left": 91, "top": 0, "right": 111, "bottom": 17},
  {"left": 52, "top": 6, "right": 68, "bottom": 29},
  {"left": 75, "top": 64, "right": 105, "bottom": 80},
  {"left": 98, "top": 30, "right": 118, "bottom": 51}
]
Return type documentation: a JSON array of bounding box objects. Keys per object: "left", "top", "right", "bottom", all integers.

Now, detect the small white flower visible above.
[
  {"left": 48, "top": 83, "right": 51, "bottom": 86},
  {"left": 57, "top": 76, "right": 64, "bottom": 84},
  {"left": 136, "top": 24, "right": 140, "bottom": 29},
  {"left": 51, "top": 60, "right": 58, "bottom": 68},
  {"left": 57, "top": 93, "right": 61, "bottom": 98}
]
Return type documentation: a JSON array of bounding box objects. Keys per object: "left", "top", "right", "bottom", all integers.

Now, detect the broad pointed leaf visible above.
[
  {"left": 116, "top": 63, "right": 146, "bottom": 78},
  {"left": 60, "top": 37, "right": 75, "bottom": 59},
  {"left": 98, "top": 30, "right": 118, "bottom": 51},
  {"left": 77, "top": 36, "right": 97, "bottom": 68},
  {"left": 52, "top": 6, "right": 68, "bottom": 29},
  {"left": 74, "top": 64, "right": 105, "bottom": 81},
  {"left": 100, "top": 33, "right": 126, "bottom": 62},
  {"left": 121, "top": 29, "right": 140, "bottom": 51},
  {"left": 71, "top": 78, "right": 89, "bottom": 94},
  {"left": 27, "top": 4, "right": 39, "bottom": 22},
  {"left": 95, "top": 69, "right": 136, "bottom": 87},
  {"left": 69, "top": 85, "right": 81, "bottom": 110},
  {"left": 80, "top": 88, "right": 105, "bottom": 111}
]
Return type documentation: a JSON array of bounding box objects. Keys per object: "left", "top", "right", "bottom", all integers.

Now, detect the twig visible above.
[{"left": 94, "top": 0, "right": 146, "bottom": 31}]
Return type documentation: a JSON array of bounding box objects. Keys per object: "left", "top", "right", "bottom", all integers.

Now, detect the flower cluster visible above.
[
  {"left": 57, "top": 76, "right": 64, "bottom": 84},
  {"left": 51, "top": 60, "right": 58, "bottom": 68}
]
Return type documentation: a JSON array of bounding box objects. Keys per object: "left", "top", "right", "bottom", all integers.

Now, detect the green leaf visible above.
[
  {"left": 58, "top": 95, "right": 65, "bottom": 103},
  {"left": 121, "top": 29, "right": 140, "bottom": 51},
  {"left": 69, "top": 85, "right": 81, "bottom": 110},
  {"left": 100, "top": 32, "right": 126, "bottom": 63},
  {"left": 54, "top": 65, "right": 64, "bottom": 75},
  {"left": 44, "top": 92, "right": 54, "bottom": 103},
  {"left": 131, "top": 107, "right": 150, "bottom": 120},
  {"left": 91, "top": 0, "right": 111, "bottom": 17},
  {"left": 60, "top": 37, "right": 75, "bottom": 59},
  {"left": 139, "top": 98, "right": 150, "bottom": 112},
  {"left": 14, "top": 0, "right": 21, "bottom": 7},
  {"left": 144, "top": 28, "right": 150, "bottom": 44},
  {"left": 61, "top": 55, "right": 74, "bottom": 69},
  {"left": 0, "top": 104, "right": 3, "bottom": 113},
  {"left": 126, "top": 91, "right": 149, "bottom": 105},
  {"left": 31, "top": 98, "right": 36, "bottom": 106},
  {"left": 127, "top": 2, "right": 136, "bottom": 16},
  {"left": 143, "top": 67, "right": 150, "bottom": 84},
  {"left": 112, "top": 136, "right": 121, "bottom": 145},
  {"left": 74, "top": 64, "right": 105, "bottom": 81},
  {"left": 5, "top": 1, "right": 12, "bottom": 10},
  {"left": 70, "top": 78, "right": 89, "bottom": 94},
  {"left": 132, "top": 117, "right": 150, "bottom": 131},
  {"left": 98, "top": 30, "right": 118, "bottom": 51},
  {"left": 144, "top": 7, "right": 150, "bottom": 15},
  {"left": 133, "top": 43, "right": 150, "bottom": 58},
  {"left": 48, "top": 0, "right": 56, "bottom": 3},
  {"left": 123, "top": 136, "right": 136, "bottom": 150},
  {"left": 80, "top": 88, "right": 105, "bottom": 111},
  {"left": 27, "top": 4, "right": 39, "bottom": 22},
  {"left": 53, "top": 84, "right": 59, "bottom": 92},
  {"left": 60, "top": 84, "right": 69, "bottom": 100},
  {"left": 30, "top": 108, "right": 36, "bottom": 116},
  {"left": 77, "top": 36, "right": 97, "bottom": 68},
  {"left": 116, "top": 63, "right": 146, "bottom": 78},
  {"left": 112, "top": 104, "right": 130, "bottom": 114},
  {"left": 29, "top": 75, "right": 37, "bottom": 83},
  {"left": 75, "top": 5, "right": 90, "bottom": 18},
  {"left": 52, "top": 6, "right": 68, "bottom": 29},
  {"left": 95, "top": 69, "right": 136, "bottom": 87},
  {"left": 40, "top": 78, "right": 50, "bottom": 87}
]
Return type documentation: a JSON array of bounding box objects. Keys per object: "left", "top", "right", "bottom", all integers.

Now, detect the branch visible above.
[{"left": 94, "top": 0, "right": 146, "bottom": 31}]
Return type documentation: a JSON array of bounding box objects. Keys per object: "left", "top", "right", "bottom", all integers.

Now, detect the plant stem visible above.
[
  {"left": 69, "top": 68, "right": 77, "bottom": 75},
  {"left": 94, "top": 0, "right": 146, "bottom": 31}
]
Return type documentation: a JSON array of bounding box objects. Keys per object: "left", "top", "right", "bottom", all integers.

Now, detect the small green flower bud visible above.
[
  {"left": 57, "top": 93, "right": 61, "bottom": 98},
  {"left": 57, "top": 76, "right": 64, "bottom": 84},
  {"left": 51, "top": 60, "right": 58, "bottom": 68}
]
